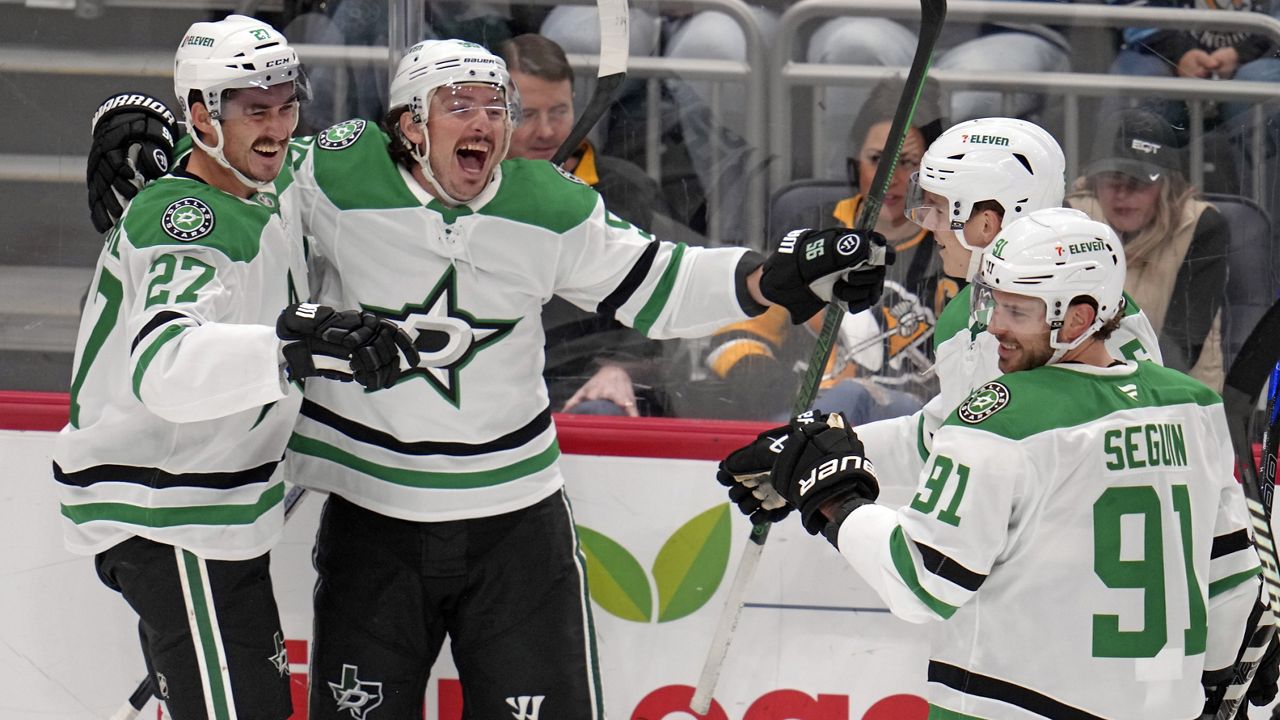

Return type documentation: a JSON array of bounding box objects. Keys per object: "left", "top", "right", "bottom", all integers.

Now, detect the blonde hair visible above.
[{"left": 1085, "top": 172, "right": 1196, "bottom": 264}]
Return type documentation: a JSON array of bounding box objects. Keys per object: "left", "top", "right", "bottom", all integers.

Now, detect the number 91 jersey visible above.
[{"left": 837, "top": 360, "right": 1261, "bottom": 719}]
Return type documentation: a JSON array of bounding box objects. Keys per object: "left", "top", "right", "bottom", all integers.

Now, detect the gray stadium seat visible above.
[
  {"left": 1204, "top": 193, "right": 1280, "bottom": 371},
  {"left": 768, "top": 179, "right": 849, "bottom": 247}
]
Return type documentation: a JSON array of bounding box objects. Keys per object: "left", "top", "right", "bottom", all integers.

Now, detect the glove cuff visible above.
[
  {"left": 821, "top": 495, "right": 874, "bottom": 548},
  {"left": 281, "top": 341, "right": 315, "bottom": 382},
  {"left": 91, "top": 92, "right": 179, "bottom": 137}
]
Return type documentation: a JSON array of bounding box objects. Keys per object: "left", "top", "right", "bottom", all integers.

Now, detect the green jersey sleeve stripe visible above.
[
  {"left": 70, "top": 268, "right": 123, "bottom": 429},
  {"left": 632, "top": 242, "right": 687, "bottom": 337},
  {"left": 60, "top": 482, "right": 283, "bottom": 527},
  {"left": 1208, "top": 565, "right": 1262, "bottom": 598},
  {"left": 890, "top": 525, "right": 960, "bottom": 620},
  {"left": 287, "top": 434, "right": 561, "bottom": 489},
  {"left": 916, "top": 413, "right": 929, "bottom": 462},
  {"left": 131, "top": 324, "right": 185, "bottom": 400}
]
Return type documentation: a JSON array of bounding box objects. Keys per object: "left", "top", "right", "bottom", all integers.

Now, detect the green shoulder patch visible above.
[
  {"left": 161, "top": 197, "right": 215, "bottom": 241},
  {"left": 123, "top": 178, "right": 274, "bottom": 262},
  {"left": 317, "top": 119, "right": 367, "bottom": 151},
  {"left": 480, "top": 158, "right": 599, "bottom": 233},
  {"left": 957, "top": 381, "right": 1010, "bottom": 424}
]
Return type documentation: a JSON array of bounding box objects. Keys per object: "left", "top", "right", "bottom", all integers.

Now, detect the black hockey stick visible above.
[
  {"left": 1210, "top": 299, "right": 1280, "bottom": 720},
  {"left": 689, "top": 1, "right": 948, "bottom": 712},
  {"left": 110, "top": 484, "right": 309, "bottom": 720},
  {"left": 551, "top": 0, "right": 630, "bottom": 167}
]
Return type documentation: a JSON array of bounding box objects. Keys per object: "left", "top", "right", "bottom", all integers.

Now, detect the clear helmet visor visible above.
[
  {"left": 432, "top": 82, "right": 516, "bottom": 125},
  {"left": 970, "top": 279, "right": 1049, "bottom": 334},
  {"left": 904, "top": 172, "right": 954, "bottom": 233},
  {"left": 219, "top": 71, "right": 311, "bottom": 122}
]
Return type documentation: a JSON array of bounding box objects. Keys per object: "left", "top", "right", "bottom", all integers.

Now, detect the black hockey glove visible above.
[
  {"left": 349, "top": 319, "right": 420, "bottom": 391},
  {"left": 277, "top": 303, "right": 383, "bottom": 383},
  {"left": 88, "top": 93, "right": 179, "bottom": 233},
  {"left": 716, "top": 416, "right": 812, "bottom": 525},
  {"left": 759, "top": 228, "right": 895, "bottom": 325},
  {"left": 771, "top": 412, "right": 879, "bottom": 547}
]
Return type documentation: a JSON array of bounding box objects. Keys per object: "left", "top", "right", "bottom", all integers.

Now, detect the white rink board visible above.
[
  {"left": 6, "top": 428, "right": 1278, "bottom": 720},
  {"left": 2, "top": 429, "right": 932, "bottom": 720}
]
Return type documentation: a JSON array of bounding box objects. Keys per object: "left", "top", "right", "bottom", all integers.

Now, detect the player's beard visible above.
[{"left": 997, "top": 332, "right": 1055, "bottom": 374}]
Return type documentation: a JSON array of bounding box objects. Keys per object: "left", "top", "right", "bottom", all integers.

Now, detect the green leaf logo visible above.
[
  {"left": 578, "top": 526, "right": 651, "bottom": 622},
  {"left": 578, "top": 504, "right": 731, "bottom": 623}
]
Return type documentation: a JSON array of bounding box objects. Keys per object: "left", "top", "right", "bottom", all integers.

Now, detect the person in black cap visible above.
[{"left": 1068, "top": 107, "right": 1229, "bottom": 389}]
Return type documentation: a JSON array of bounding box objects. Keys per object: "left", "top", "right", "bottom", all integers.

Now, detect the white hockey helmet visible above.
[
  {"left": 973, "top": 207, "right": 1126, "bottom": 361},
  {"left": 906, "top": 118, "right": 1065, "bottom": 277},
  {"left": 387, "top": 39, "right": 517, "bottom": 205},
  {"left": 173, "top": 15, "right": 307, "bottom": 189}
]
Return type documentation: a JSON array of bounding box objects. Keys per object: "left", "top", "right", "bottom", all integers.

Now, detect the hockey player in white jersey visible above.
[
  {"left": 844, "top": 119, "right": 1163, "bottom": 500},
  {"left": 734, "top": 208, "right": 1262, "bottom": 719},
  {"left": 285, "top": 39, "right": 898, "bottom": 720},
  {"left": 82, "top": 36, "right": 899, "bottom": 720},
  {"left": 54, "top": 16, "right": 411, "bottom": 720}
]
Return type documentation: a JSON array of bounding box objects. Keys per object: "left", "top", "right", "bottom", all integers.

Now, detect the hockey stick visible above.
[
  {"left": 110, "top": 483, "right": 309, "bottom": 720},
  {"left": 550, "top": 0, "right": 630, "bottom": 167},
  {"left": 1209, "top": 299, "right": 1280, "bottom": 720},
  {"left": 689, "top": 1, "right": 948, "bottom": 713}
]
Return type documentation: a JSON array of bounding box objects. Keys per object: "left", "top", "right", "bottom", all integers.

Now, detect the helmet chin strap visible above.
[
  {"left": 1047, "top": 318, "right": 1104, "bottom": 365},
  {"left": 407, "top": 87, "right": 512, "bottom": 208},
  {"left": 191, "top": 120, "right": 274, "bottom": 192},
  {"left": 955, "top": 227, "right": 985, "bottom": 281}
]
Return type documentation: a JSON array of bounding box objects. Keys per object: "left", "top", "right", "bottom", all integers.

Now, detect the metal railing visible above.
[{"left": 773, "top": 0, "right": 1280, "bottom": 201}]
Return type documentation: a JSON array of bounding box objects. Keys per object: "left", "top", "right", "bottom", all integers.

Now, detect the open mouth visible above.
[{"left": 456, "top": 143, "right": 491, "bottom": 174}]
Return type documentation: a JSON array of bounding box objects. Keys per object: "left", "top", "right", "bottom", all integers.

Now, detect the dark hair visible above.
[
  {"left": 496, "top": 34, "right": 574, "bottom": 84},
  {"left": 1070, "top": 296, "right": 1123, "bottom": 342},
  {"left": 380, "top": 106, "right": 416, "bottom": 171},
  {"left": 972, "top": 198, "right": 1005, "bottom": 220},
  {"left": 848, "top": 76, "right": 945, "bottom": 156}
]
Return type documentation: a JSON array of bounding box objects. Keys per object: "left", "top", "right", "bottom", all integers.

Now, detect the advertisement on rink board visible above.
[{"left": 2, "top": 407, "right": 931, "bottom": 720}]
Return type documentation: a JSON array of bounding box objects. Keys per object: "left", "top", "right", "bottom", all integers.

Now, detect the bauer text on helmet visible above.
[{"left": 388, "top": 39, "right": 518, "bottom": 206}]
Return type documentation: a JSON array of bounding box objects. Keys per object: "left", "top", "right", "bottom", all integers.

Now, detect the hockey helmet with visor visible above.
[
  {"left": 173, "top": 15, "right": 309, "bottom": 190},
  {"left": 970, "top": 207, "right": 1126, "bottom": 363},
  {"left": 388, "top": 39, "right": 519, "bottom": 205},
  {"left": 905, "top": 117, "right": 1066, "bottom": 279}
]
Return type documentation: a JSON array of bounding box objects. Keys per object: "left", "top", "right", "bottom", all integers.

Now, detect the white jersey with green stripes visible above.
[
  {"left": 855, "top": 284, "right": 1165, "bottom": 501},
  {"left": 285, "top": 120, "right": 763, "bottom": 521},
  {"left": 839, "top": 360, "right": 1260, "bottom": 719},
  {"left": 53, "top": 167, "right": 309, "bottom": 560}
]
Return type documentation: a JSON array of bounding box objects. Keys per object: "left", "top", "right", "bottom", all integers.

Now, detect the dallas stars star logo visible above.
[
  {"left": 367, "top": 265, "right": 516, "bottom": 407},
  {"left": 268, "top": 631, "right": 289, "bottom": 677}
]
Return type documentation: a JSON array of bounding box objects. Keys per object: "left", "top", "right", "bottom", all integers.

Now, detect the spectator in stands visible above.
[
  {"left": 541, "top": 2, "right": 784, "bottom": 243},
  {"left": 807, "top": 0, "right": 1071, "bottom": 178},
  {"left": 701, "top": 79, "right": 948, "bottom": 422},
  {"left": 1067, "top": 108, "right": 1228, "bottom": 389},
  {"left": 497, "top": 33, "right": 676, "bottom": 417},
  {"left": 1103, "top": 0, "right": 1280, "bottom": 134}
]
